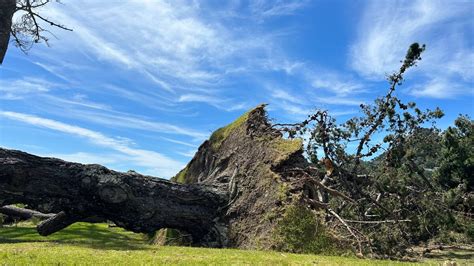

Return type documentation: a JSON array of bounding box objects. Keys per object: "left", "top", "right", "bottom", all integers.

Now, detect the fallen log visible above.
[{"left": 0, "top": 148, "right": 227, "bottom": 245}]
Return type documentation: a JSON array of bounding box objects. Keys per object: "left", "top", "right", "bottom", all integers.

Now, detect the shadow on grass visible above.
[
  {"left": 0, "top": 223, "right": 152, "bottom": 251},
  {"left": 425, "top": 249, "right": 474, "bottom": 261}
]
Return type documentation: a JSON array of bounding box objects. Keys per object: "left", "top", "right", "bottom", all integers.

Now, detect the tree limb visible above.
[{"left": 0, "top": 205, "right": 55, "bottom": 220}]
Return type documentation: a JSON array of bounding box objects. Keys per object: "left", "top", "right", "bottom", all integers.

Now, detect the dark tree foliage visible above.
[{"left": 436, "top": 116, "right": 474, "bottom": 213}]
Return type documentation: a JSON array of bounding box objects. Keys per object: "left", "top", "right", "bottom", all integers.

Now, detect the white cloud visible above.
[
  {"left": 262, "top": 58, "right": 304, "bottom": 75},
  {"left": 33, "top": 62, "right": 75, "bottom": 83},
  {"left": 314, "top": 96, "right": 365, "bottom": 107},
  {"left": 101, "top": 85, "right": 177, "bottom": 112},
  {"left": 250, "top": 0, "right": 309, "bottom": 18},
  {"left": 176, "top": 149, "right": 198, "bottom": 158},
  {"left": 330, "top": 109, "right": 359, "bottom": 117},
  {"left": 18, "top": 0, "right": 303, "bottom": 114},
  {"left": 351, "top": 0, "right": 467, "bottom": 78},
  {"left": 0, "top": 78, "right": 209, "bottom": 140},
  {"left": 161, "top": 137, "right": 198, "bottom": 148},
  {"left": 37, "top": 0, "right": 273, "bottom": 91},
  {"left": 408, "top": 77, "right": 473, "bottom": 99},
  {"left": 350, "top": 0, "right": 473, "bottom": 99},
  {"left": 178, "top": 94, "right": 222, "bottom": 104},
  {"left": 42, "top": 94, "right": 111, "bottom": 111},
  {"left": 271, "top": 88, "right": 306, "bottom": 105},
  {"left": 0, "top": 77, "right": 55, "bottom": 100},
  {"left": 46, "top": 152, "right": 125, "bottom": 165},
  {"left": 178, "top": 93, "right": 247, "bottom": 112},
  {"left": 280, "top": 103, "right": 311, "bottom": 116},
  {"left": 62, "top": 109, "right": 209, "bottom": 141},
  {"left": 267, "top": 77, "right": 365, "bottom": 119},
  {"left": 311, "top": 75, "right": 365, "bottom": 96},
  {"left": 0, "top": 111, "right": 184, "bottom": 178},
  {"left": 0, "top": 77, "right": 110, "bottom": 110}
]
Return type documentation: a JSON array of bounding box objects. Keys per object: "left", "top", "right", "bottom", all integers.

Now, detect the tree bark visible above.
[
  {"left": 0, "top": 148, "right": 228, "bottom": 245},
  {"left": 0, "top": 205, "right": 55, "bottom": 220},
  {"left": 0, "top": 0, "right": 16, "bottom": 64}
]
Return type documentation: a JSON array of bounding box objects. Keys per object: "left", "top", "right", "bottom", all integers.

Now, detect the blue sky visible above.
[{"left": 0, "top": 0, "right": 473, "bottom": 178}]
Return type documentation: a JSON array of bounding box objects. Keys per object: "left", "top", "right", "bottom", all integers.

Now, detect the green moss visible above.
[
  {"left": 209, "top": 111, "right": 250, "bottom": 151},
  {"left": 272, "top": 138, "right": 303, "bottom": 163},
  {"left": 273, "top": 205, "right": 335, "bottom": 255},
  {"left": 277, "top": 182, "right": 290, "bottom": 202},
  {"left": 272, "top": 138, "right": 302, "bottom": 153},
  {"left": 171, "top": 166, "right": 188, "bottom": 184}
]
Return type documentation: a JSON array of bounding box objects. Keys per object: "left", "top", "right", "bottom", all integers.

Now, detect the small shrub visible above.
[{"left": 273, "top": 205, "right": 335, "bottom": 254}]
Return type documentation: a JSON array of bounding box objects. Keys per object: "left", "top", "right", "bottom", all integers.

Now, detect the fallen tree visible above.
[
  {"left": 0, "top": 105, "right": 352, "bottom": 251},
  {"left": 0, "top": 148, "right": 227, "bottom": 244},
  {"left": 1, "top": 44, "right": 471, "bottom": 258}
]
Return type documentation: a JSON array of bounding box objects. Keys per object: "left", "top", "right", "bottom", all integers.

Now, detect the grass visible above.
[
  {"left": 170, "top": 110, "right": 251, "bottom": 184},
  {"left": 1, "top": 223, "right": 472, "bottom": 265},
  {"left": 209, "top": 110, "right": 249, "bottom": 151},
  {"left": 172, "top": 166, "right": 188, "bottom": 183},
  {"left": 272, "top": 138, "right": 303, "bottom": 162}
]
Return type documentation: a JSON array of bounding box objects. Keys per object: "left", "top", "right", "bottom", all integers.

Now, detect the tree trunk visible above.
[
  {"left": 0, "top": 0, "right": 16, "bottom": 64},
  {"left": 0, "top": 148, "right": 228, "bottom": 245}
]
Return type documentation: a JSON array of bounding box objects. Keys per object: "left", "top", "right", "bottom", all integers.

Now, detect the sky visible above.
[{"left": 0, "top": 0, "right": 473, "bottom": 178}]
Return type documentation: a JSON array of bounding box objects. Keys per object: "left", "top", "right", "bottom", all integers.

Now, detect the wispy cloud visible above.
[
  {"left": 101, "top": 85, "right": 177, "bottom": 112},
  {"left": 351, "top": 0, "right": 466, "bottom": 78},
  {"left": 0, "top": 77, "right": 112, "bottom": 111},
  {"left": 161, "top": 137, "right": 198, "bottom": 148},
  {"left": 176, "top": 149, "right": 198, "bottom": 158},
  {"left": 38, "top": 0, "right": 274, "bottom": 91},
  {"left": 266, "top": 72, "right": 366, "bottom": 119},
  {"left": 42, "top": 94, "right": 112, "bottom": 111},
  {"left": 0, "top": 111, "right": 184, "bottom": 178},
  {"left": 0, "top": 76, "right": 209, "bottom": 141},
  {"left": 408, "top": 77, "right": 473, "bottom": 99},
  {"left": 271, "top": 88, "right": 307, "bottom": 105},
  {"left": 267, "top": 87, "right": 312, "bottom": 119},
  {"left": 61, "top": 109, "right": 209, "bottom": 141},
  {"left": 314, "top": 96, "right": 365, "bottom": 107},
  {"left": 250, "top": 0, "right": 309, "bottom": 18},
  {"left": 178, "top": 93, "right": 247, "bottom": 112},
  {"left": 46, "top": 152, "right": 125, "bottom": 165},
  {"left": 0, "top": 77, "right": 56, "bottom": 100},
  {"left": 262, "top": 58, "right": 304, "bottom": 75},
  {"left": 350, "top": 0, "right": 473, "bottom": 99},
  {"left": 17, "top": 0, "right": 308, "bottom": 115},
  {"left": 311, "top": 75, "right": 365, "bottom": 96}
]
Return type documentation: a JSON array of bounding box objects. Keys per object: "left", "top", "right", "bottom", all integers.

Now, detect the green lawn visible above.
[{"left": 0, "top": 223, "right": 471, "bottom": 265}]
